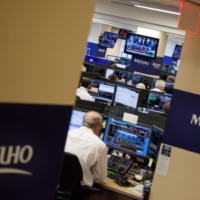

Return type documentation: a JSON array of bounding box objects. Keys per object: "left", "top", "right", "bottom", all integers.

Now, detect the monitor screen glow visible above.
[
  {"left": 103, "top": 116, "right": 151, "bottom": 157},
  {"left": 68, "top": 110, "right": 86, "bottom": 131},
  {"left": 99, "top": 32, "right": 119, "bottom": 48},
  {"left": 89, "top": 80, "right": 115, "bottom": 104},
  {"left": 114, "top": 86, "right": 139, "bottom": 109},
  {"left": 124, "top": 33, "right": 159, "bottom": 59}
]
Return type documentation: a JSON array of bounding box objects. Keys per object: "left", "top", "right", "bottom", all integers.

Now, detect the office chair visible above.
[{"left": 56, "top": 152, "right": 83, "bottom": 200}]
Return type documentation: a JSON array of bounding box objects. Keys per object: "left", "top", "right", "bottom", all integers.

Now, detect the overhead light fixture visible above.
[{"left": 134, "top": 5, "right": 180, "bottom": 15}]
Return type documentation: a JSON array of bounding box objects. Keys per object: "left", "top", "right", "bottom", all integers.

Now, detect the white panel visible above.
[
  {"left": 87, "top": 22, "right": 102, "bottom": 43},
  {"left": 164, "top": 38, "right": 176, "bottom": 57}
]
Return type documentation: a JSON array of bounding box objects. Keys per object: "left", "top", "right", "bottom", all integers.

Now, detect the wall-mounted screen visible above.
[
  {"left": 118, "top": 29, "right": 133, "bottom": 40},
  {"left": 99, "top": 32, "right": 119, "bottom": 48},
  {"left": 124, "top": 33, "right": 159, "bottom": 59},
  {"left": 172, "top": 45, "right": 182, "bottom": 59}
]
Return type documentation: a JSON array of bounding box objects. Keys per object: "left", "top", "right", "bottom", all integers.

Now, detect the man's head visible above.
[
  {"left": 80, "top": 78, "right": 91, "bottom": 91},
  {"left": 82, "top": 111, "right": 102, "bottom": 135},
  {"left": 155, "top": 80, "right": 166, "bottom": 92},
  {"left": 136, "top": 83, "right": 146, "bottom": 89},
  {"left": 167, "top": 75, "right": 175, "bottom": 83},
  {"left": 108, "top": 74, "right": 118, "bottom": 82},
  {"left": 162, "top": 102, "right": 170, "bottom": 114}
]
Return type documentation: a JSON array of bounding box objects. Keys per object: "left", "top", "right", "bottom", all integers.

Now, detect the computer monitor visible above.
[
  {"left": 126, "top": 73, "right": 143, "bottom": 87},
  {"left": 103, "top": 116, "right": 151, "bottom": 157},
  {"left": 160, "top": 65, "right": 176, "bottom": 76},
  {"left": 105, "top": 69, "right": 114, "bottom": 78},
  {"left": 115, "top": 63, "right": 126, "bottom": 69},
  {"left": 148, "top": 126, "right": 164, "bottom": 159},
  {"left": 75, "top": 99, "right": 106, "bottom": 113},
  {"left": 106, "top": 55, "right": 120, "bottom": 62},
  {"left": 142, "top": 76, "right": 154, "bottom": 89},
  {"left": 114, "top": 70, "right": 127, "bottom": 83},
  {"left": 147, "top": 91, "right": 172, "bottom": 113},
  {"left": 68, "top": 108, "right": 104, "bottom": 131},
  {"left": 164, "top": 81, "right": 174, "bottom": 95},
  {"left": 89, "top": 80, "right": 116, "bottom": 104},
  {"left": 151, "top": 79, "right": 174, "bottom": 95},
  {"left": 68, "top": 109, "right": 86, "bottom": 131},
  {"left": 114, "top": 85, "right": 140, "bottom": 110}
]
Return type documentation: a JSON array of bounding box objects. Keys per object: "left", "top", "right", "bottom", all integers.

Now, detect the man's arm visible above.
[{"left": 91, "top": 145, "right": 107, "bottom": 183}]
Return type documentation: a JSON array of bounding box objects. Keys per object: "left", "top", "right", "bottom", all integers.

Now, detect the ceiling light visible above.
[{"left": 134, "top": 5, "right": 180, "bottom": 15}]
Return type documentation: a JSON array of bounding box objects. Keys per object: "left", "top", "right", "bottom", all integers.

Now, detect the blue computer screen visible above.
[
  {"left": 68, "top": 109, "right": 86, "bottom": 131},
  {"left": 147, "top": 92, "right": 172, "bottom": 113},
  {"left": 103, "top": 116, "right": 151, "bottom": 157},
  {"left": 68, "top": 109, "right": 103, "bottom": 131},
  {"left": 126, "top": 73, "right": 143, "bottom": 87},
  {"left": 84, "top": 55, "right": 99, "bottom": 63},
  {"left": 89, "top": 80, "right": 116, "bottom": 104}
]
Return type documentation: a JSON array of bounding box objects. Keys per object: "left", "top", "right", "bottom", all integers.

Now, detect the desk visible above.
[{"left": 95, "top": 178, "right": 143, "bottom": 200}]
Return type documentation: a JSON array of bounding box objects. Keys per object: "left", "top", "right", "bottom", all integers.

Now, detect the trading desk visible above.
[{"left": 95, "top": 178, "right": 143, "bottom": 200}]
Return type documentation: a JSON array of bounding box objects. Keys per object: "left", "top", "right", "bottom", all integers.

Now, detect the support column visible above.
[
  {"left": 150, "top": 8, "right": 200, "bottom": 200},
  {"left": 0, "top": 1, "right": 96, "bottom": 199}
]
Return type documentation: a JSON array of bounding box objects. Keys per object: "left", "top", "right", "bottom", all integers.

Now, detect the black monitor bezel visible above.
[
  {"left": 124, "top": 33, "right": 160, "bottom": 60},
  {"left": 103, "top": 115, "right": 152, "bottom": 158}
]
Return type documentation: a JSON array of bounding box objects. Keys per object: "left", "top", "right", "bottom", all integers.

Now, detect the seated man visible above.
[
  {"left": 151, "top": 80, "right": 165, "bottom": 93},
  {"left": 162, "top": 102, "right": 170, "bottom": 115},
  {"left": 76, "top": 78, "right": 94, "bottom": 102},
  {"left": 64, "top": 111, "right": 107, "bottom": 187}
]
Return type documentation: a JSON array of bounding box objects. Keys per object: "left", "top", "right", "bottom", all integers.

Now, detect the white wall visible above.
[
  {"left": 87, "top": 22, "right": 102, "bottom": 43},
  {"left": 164, "top": 38, "right": 177, "bottom": 57},
  {"left": 94, "top": 0, "right": 185, "bottom": 36}
]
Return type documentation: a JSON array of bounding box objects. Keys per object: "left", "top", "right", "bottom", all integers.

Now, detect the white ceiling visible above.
[{"left": 110, "top": 0, "right": 181, "bottom": 12}]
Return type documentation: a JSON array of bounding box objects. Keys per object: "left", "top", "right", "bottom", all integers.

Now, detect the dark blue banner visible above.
[
  {"left": 129, "top": 55, "right": 163, "bottom": 75},
  {"left": 96, "top": 46, "right": 107, "bottom": 58},
  {"left": 0, "top": 103, "right": 72, "bottom": 200},
  {"left": 163, "top": 89, "right": 200, "bottom": 154}
]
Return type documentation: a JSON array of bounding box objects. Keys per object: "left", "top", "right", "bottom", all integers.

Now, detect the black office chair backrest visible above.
[{"left": 58, "top": 152, "right": 83, "bottom": 190}]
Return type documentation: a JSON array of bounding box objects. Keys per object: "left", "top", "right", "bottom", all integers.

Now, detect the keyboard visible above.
[{"left": 107, "top": 171, "right": 126, "bottom": 181}]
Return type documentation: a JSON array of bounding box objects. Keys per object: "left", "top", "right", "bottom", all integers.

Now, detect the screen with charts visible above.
[
  {"left": 126, "top": 73, "right": 143, "bottom": 86},
  {"left": 89, "top": 80, "right": 116, "bottom": 104},
  {"left": 151, "top": 79, "right": 174, "bottom": 95},
  {"left": 124, "top": 33, "right": 159, "bottom": 59},
  {"left": 161, "top": 65, "right": 176, "bottom": 75},
  {"left": 99, "top": 32, "right": 119, "bottom": 48},
  {"left": 103, "top": 116, "right": 151, "bottom": 157},
  {"left": 68, "top": 109, "right": 86, "bottom": 131},
  {"left": 114, "top": 86, "right": 139, "bottom": 109},
  {"left": 147, "top": 92, "right": 172, "bottom": 113},
  {"left": 148, "top": 126, "right": 164, "bottom": 159}
]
